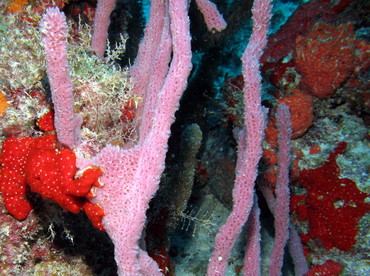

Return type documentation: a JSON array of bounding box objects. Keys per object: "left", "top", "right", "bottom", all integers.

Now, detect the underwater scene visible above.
[{"left": 0, "top": 0, "right": 369, "bottom": 275}]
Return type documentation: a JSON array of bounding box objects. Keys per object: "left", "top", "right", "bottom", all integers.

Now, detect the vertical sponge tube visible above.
[
  {"left": 91, "top": 0, "right": 117, "bottom": 58},
  {"left": 41, "top": 7, "right": 79, "bottom": 149},
  {"left": 268, "top": 104, "right": 292, "bottom": 276}
]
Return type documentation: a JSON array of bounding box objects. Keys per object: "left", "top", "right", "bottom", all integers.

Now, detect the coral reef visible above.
[{"left": 0, "top": 0, "right": 369, "bottom": 275}]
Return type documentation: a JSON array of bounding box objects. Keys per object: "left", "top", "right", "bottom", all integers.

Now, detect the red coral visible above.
[
  {"left": 290, "top": 194, "right": 308, "bottom": 222},
  {"left": 306, "top": 260, "right": 342, "bottom": 276},
  {"left": 261, "top": 0, "right": 339, "bottom": 64},
  {"left": 292, "top": 142, "right": 370, "bottom": 251},
  {"left": 0, "top": 137, "right": 33, "bottom": 220},
  {"left": 265, "top": 119, "right": 279, "bottom": 149},
  {"left": 262, "top": 148, "right": 278, "bottom": 166},
  {"left": 0, "top": 133, "right": 105, "bottom": 230},
  {"left": 278, "top": 89, "right": 313, "bottom": 138},
  {"left": 83, "top": 200, "right": 105, "bottom": 231},
  {"left": 295, "top": 23, "right": 356, "bottom": 98},
  {"left": 37, "top": 111, "right": 54, "bottom": 132}
]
